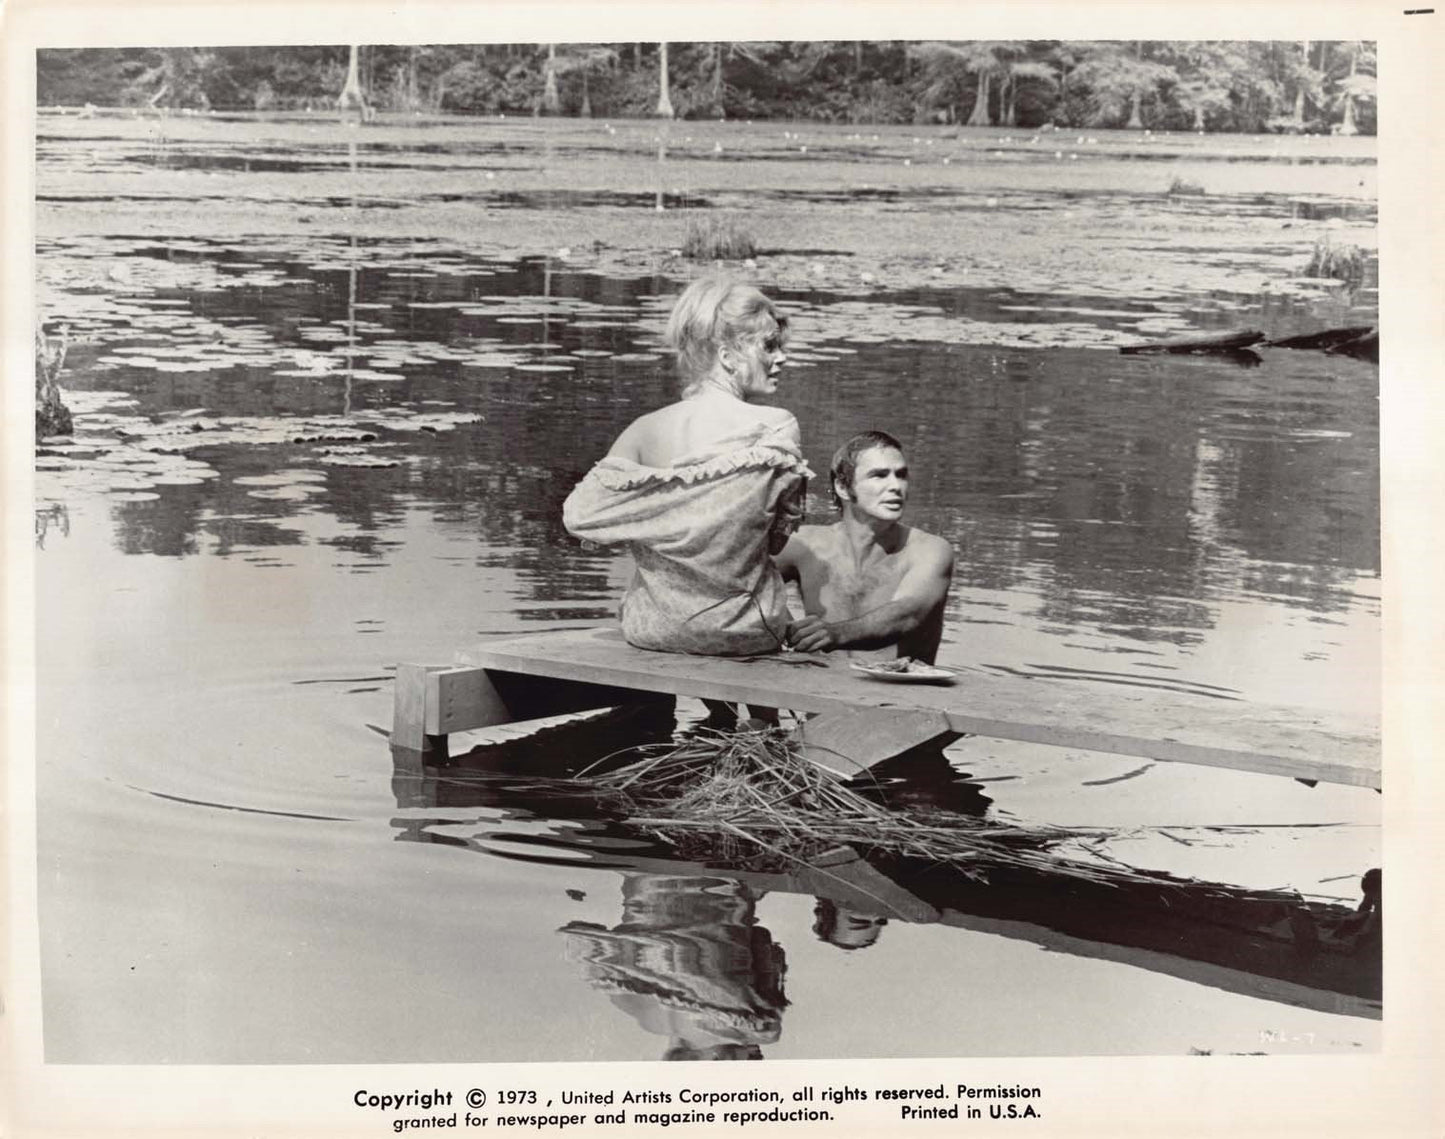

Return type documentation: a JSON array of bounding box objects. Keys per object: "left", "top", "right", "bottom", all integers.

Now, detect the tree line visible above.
[{"left": 37, "top": 40, "right": 1376, "bottom": 135}]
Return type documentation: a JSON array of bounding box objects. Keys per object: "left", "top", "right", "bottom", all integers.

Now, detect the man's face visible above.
[
  {"left": 840, "top": 445, "right": 908, "bottom": 522},
  {"left": 833, "top": 911, "right": 887, "bottom": 949}
]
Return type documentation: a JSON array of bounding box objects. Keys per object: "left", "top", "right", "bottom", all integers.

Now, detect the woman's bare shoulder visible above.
[
  {"left": 753, "top": 404, "right": 798, "bottom": 427},
  {"left": 606, "top": 403, "right": 690, "bottom": 460},
  {"left": 751, "top": 404, "right": 800, "bottom": 444},
  {"left": 610, "top": 399, "right": 798, "bottom": 464},
  {"left": 680, "top": 397, "right": 796, "bottom": 445}
]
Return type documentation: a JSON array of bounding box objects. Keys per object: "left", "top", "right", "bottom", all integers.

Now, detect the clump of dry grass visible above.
[
  {"left": 1304, "top": 236, "right": 1365, "bottom": 283},
  {"left": 580, "top": 725, "right": 1140, "bottom": 886},
  {"left": 682, "top": 214, "right": 758, "bottom": 260}
]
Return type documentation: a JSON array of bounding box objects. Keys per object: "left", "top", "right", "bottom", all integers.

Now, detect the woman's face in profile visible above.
[{"left": 735, "top": 320, "right": 787, "bottom": 398}]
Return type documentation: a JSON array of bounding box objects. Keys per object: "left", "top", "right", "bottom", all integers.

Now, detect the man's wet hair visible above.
[{"left": 829, "top": 430, "right": 904, "bottom": 509}]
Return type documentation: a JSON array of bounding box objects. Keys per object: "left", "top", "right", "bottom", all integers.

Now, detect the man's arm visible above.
[
  {"left": 767, "top": 478, "right": 807, "bottom": 556},
  {"left": 773, "top": 530, "right": 804, "bottom": 581},
  {"left": 786, "top": 537, "right": 953, "bottom": 653}
]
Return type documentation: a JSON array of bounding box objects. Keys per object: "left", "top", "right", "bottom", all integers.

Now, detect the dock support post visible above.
[{"left": 392, "top": 663, "right": 451, "bottom": 760}]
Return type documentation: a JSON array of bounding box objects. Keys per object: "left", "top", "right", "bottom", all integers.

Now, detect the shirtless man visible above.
[{"left": 775, "top": 431, "right": 953, "bottom": 663}]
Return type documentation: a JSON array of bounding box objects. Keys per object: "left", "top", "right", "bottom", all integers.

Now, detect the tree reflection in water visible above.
[{"left": 35, "top": 502, "right": 70, "bottom": 549}]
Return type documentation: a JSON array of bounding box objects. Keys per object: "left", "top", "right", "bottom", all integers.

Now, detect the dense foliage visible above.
[{"left": 37, "top": 40, "right": 1376, "bottom": 134}]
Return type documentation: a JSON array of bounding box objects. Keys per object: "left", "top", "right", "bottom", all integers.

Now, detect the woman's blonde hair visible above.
[{"left": 664, "top": 273, "right": 789, "bottom": 396}]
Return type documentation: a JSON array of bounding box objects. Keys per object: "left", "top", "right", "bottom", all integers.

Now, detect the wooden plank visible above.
[
  {"left": 1325, "top": 329, "right": 1378, "bottom": 362},
  {"left": 783, "top": 857, "right": 940, "bottom": 924},
  {"left": 1120, "top": 328, "right": 1265, "bottom": 355},
  {"left": 561, "top": 849, "right": 941, "bottom": 924},
  {"left": 794, "top": 707, "right": 954, "bottom": 780},
  {"left": 1267, "top": 325, "right": 1375, "bottom": 350},
  {"left": 428, "top": 666, "right": 509, "bottom": 735},
  {"left": 460, "top": 628, "right": 1380, "bottom": 788}
]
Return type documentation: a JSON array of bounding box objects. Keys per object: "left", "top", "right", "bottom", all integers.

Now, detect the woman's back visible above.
[{"left": 563, "top": 273, "right": 807, "bottom": 654}]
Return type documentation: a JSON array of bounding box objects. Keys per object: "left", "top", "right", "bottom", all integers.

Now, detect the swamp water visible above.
[{"left": 33, "top": 115, "right": 1380, "bottom": 1062}]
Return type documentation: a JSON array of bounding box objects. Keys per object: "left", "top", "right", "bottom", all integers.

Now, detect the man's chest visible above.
[{"left": 816, "top": 558, "right": 902, "bottom": 614}]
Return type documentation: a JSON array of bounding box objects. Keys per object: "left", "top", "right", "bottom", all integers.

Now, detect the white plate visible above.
[{"left": 850, "top": 661, "right": 956, "bottom": 685}]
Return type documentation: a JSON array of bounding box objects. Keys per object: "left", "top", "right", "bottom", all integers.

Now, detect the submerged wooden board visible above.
[{"left": 458, "top": 628, "right": 1380, "bottom": 788}]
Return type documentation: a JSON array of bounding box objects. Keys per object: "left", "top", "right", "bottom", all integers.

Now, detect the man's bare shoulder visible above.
[
  {"left": 900, "top": 526, "right": 955, "bottom": 567},
  {"left": 790, "top": 522, "right": 843, "bottom": 551},
  {"left": 775, "top": 521, "right": 838, "bottom": 572}
]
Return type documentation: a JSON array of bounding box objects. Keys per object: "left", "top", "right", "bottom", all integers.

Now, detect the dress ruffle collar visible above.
[{"left": 582, "top": 421, "right": 813, "bottom": 492}]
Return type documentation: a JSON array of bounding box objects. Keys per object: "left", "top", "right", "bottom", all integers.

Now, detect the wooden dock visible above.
[{"left": 391, "top": 627, "right": 1380, "bottom": 789}]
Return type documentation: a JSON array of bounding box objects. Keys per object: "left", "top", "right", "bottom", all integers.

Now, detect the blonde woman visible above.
[{"left": 563, "top": 274, "right": 809, "bottom": 656}]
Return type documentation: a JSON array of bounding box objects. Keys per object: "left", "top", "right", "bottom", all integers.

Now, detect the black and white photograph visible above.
[{"left": 5, "top": 1, "right": 1440, "bottom": 1135}]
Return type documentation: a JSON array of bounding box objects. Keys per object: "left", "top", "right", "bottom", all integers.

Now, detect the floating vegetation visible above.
[
  {"left": 33, "top": 401, "right": 473, "bottom": 507},
  {"left": 1303, "top": 236, "right": 1365, "bottom": 284},
  {"left": 682, "top": 214, "right": 758, "bottom": 261},
  {"left": 41, "top": 230, "right": 1335, "bottom": 361},
  {"left": 245, "top": 485, "right": 324, "bottom": 501},
  {"left": 359, "top": 409, "right": 483, "bottom": 434},
  {"left": 777, "top": 299, "right": 1142, "bottom": 351},
  {"left": 36, "top": 237, "right": 645, "bottom": 387},
  {"left": 315, "top": 446, "right": 403, "bottom": 468},
  {"left": 39, "top": 415, "right": 221, "bottom": 490},
  {"left": 460, "top": 351, "right": 530, "bottom": 369},
  {"left": 235, "top": 470, "right": 328, "bottom": 501},
  {"left": 583, "top": 726, "right": 1140, "bottom": 886}
]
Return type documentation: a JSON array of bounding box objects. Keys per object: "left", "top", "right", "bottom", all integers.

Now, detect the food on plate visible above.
[{"left": 866, "top": 656, "right": 922, "bottom": 672}]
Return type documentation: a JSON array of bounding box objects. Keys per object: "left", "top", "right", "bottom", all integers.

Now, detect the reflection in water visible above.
[
  {"left": 562, "top": 874, "right": 787, "bottom": 1061},
  {"left": 49, "top": 243, "right": 1376, "bottom": 650},
  {"left": 387, "top": 722, "right": 1378, "bottom": 1046},
  {"left": 35, "top": 502, "right": 70, "bottom": 549},
  {"left": 852, "top": 741, "right": 994, "bottom": 818},
  {"left": 813, "top": 899, "right": 887, "bottom": 952},
  {"left": 344, "top": 137, "right": 359, "bottom": 414}
]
